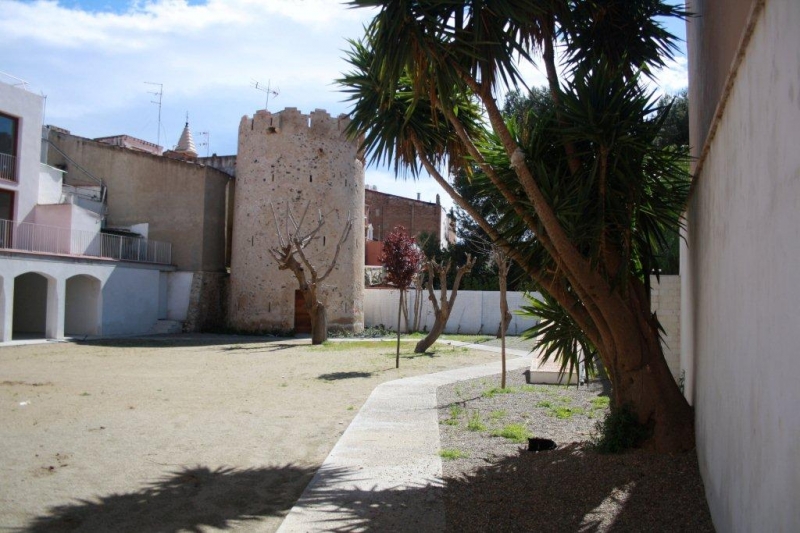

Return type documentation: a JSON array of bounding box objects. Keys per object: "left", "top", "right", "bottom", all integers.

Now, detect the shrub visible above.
[{"left": 591, "top": 405, "right": 651, "bottom": 453}]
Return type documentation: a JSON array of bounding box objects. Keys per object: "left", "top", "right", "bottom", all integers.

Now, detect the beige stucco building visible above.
[
  {"left": 228, "top": 108, "right": 365, "bottom": 334},
  {"left": 683, "top": 1, "right": 800, "bottom": 530},
  {"left": 44, "top": 127, "right": 233, "bottom": 331}
]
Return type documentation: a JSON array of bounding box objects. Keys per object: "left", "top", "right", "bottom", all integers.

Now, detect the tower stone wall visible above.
[{"left": 229, "top": 107, "right": 365, "bottom": 333}]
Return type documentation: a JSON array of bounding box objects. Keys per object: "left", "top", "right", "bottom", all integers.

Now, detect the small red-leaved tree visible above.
[{"left": 379, "top": 226, "right": 423, "bottom": 368}]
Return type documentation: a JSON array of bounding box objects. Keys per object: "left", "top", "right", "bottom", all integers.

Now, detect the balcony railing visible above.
[
  {"left": 0, "top": 152, "right": 16, "bottom": 182},
  {"left": 0, "top": 219, "right": 171, "bottom": 264}
]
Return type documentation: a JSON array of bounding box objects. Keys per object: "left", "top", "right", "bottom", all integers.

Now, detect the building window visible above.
[{"left": 0, "top": 113, "right": 18, "bottom": 182}]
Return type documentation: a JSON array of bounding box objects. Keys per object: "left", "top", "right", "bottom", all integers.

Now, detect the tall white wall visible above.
[
  {"left": 365, "top": 289, "right": 539, "bottom": 335},
  {"left": 684, "top": 1, "right": 800, "bottom": 530}
]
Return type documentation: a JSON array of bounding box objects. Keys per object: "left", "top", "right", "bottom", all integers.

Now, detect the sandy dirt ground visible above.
[{"left": 0, "top": 334, "right": 499, "bottom": 532}]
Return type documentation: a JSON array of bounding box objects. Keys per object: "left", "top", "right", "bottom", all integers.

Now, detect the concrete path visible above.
[{"left": 277, "top": 344, "right": 533, "bottom": 532}]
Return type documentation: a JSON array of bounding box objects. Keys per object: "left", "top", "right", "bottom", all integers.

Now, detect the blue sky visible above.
[{"left": 1, "top": 0, "right": 687, "bottom": 209}]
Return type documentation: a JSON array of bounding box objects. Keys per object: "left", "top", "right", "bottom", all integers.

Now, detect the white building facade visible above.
[{"left": 0, "top": 78, "right": 175, "bottom": 342}]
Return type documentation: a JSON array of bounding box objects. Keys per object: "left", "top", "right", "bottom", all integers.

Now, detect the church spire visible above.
[{"left": 174, "top": 114, "right": 197, "bottom": 158}]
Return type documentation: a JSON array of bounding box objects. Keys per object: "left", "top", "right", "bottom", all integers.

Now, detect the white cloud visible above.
[{"left": 0, "top": 0, "right": 688, "bottom": 206}]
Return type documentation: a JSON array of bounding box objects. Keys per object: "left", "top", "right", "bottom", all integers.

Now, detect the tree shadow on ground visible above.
[
  {"left": 75, "top": 334, "right": 296, "bottom": 350},
  {"left": 21, "top": 447, "right": 713, "bottom": 533},
  {"left": 441, "top": 444, "right": 714, "bottom": 533},
  {"left": 317, "top": 371, "right": 375, "bottom": 381},
  {"left": 21, "top": 464, "right": 325, "bottom": 533},
  {"left": 271, "top": 444, "right": 711, "bottom": 532}
]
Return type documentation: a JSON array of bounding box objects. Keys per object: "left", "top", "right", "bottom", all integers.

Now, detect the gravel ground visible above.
[{"left": 437, "top": 367, "right": 715, "bottom": 532}]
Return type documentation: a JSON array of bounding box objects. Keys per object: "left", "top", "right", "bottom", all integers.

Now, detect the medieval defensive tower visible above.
[{"left": 229, "top": 107, "right": 365, "bottom": 333}]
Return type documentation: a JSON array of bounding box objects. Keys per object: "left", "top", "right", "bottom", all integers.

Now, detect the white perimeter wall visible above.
[
  {"left": 365, "top": 289, "right": 539, "bottom": 336},
  {"left": 366, "top": 278, "right": 681, "bottom": 379},
  {"left": 683, "top": 1, "right": 800, "bottom": 530}
]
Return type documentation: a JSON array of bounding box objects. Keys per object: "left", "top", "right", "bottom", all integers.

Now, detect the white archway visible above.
[
  {"left": 12, "top": 272, "right": 55, "bottom": 340},
  {"left": 65, "top": 274, "right": 102, "bottom": 337}
]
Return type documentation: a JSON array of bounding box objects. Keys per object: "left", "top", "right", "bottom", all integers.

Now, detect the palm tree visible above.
[{"left": 339, "top": 0, "right": 693, "bottom": 452}]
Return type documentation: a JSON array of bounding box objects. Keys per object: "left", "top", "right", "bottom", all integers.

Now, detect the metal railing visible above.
[
  {"left": 0, "top": 152, "right": 16, "bottom": 182},
  {"left": 0, "top": 219, "right": 171, "bottom": 264}
]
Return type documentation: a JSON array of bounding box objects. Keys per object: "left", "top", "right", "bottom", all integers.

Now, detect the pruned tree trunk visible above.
[
  {"left": 414, "top": 255, "right": 476, "bottom": 353},
  {"left": 412, "top": 271, "right": 425, "bottom": 332},
  {"left": 310, "top": 302, "right": 327, "bottom": 345},
  {"left": 267, "top": 201, "right": 353, "bottom": 346}
]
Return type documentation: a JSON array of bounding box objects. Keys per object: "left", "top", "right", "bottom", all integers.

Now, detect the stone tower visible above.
[{"left": 229, "top": 107, "right": 365, "bottom": 333}]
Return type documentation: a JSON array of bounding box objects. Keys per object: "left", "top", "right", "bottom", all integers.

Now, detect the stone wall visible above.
[
  {"left": 229, "top": 107, "right": 365, "bottom": 333},
  {"left": 183, "top": 271, "right": 228, "bottom": 332}
]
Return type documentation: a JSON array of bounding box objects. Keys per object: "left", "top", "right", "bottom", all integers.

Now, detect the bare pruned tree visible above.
[
  {"left": 413, "top": 254, "right": 476, "bottom": 353},
  {"left": 267, "top": 201, "right": 352, "bottom": 345}
]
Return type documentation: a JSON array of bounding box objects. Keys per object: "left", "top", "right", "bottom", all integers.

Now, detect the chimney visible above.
[{"left": 417, "top": 192, "right": 421, "bottom": 201}]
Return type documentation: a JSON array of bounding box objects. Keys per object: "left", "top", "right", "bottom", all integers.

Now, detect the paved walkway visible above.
[{"left": 277, "top": 342, "right": 535, "bottom": 532}]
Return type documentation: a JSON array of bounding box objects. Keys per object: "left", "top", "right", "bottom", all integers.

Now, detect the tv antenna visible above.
[
  {"left": 197, "top": 131, "right": 210, "bottom": 157},
  {"left": 251, "top": 79, "right": 279, "bottom": 111},
  {"left": 144, "top": 82, "right": 163, "bottom": 148}
]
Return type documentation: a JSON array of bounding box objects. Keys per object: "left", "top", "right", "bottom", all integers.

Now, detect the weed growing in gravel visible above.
[
  {"left": 552, "top": 406, "right": 585, "bottom": 419},
  {"left": 591, "top": 396, "right": 611, "bottom": 409},
  {"left": 489, "top": 410, "right": 506, "bottom": 421},
  {"left": 482, "top": 386, "right": 516, "bottom": 398},
  {"left": 467, "top": 412, "right": 486, "bottom": 432},
  {"left": 439, "top": 448, "right": 468, "bottom": 460},
  {"left": 537, "top": 400, "right": 554, "bottom": 409},
  {"left": 492, "top": 423, "right": 531, "bottom": 443},
  {"left": 443, "top": 405, "right": 464, "bottom": 426}
]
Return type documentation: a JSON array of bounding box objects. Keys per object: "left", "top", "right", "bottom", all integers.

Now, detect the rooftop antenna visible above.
[
  {"left": 197, "top": 130, "right": 210, "bottom": 157},
  {"left": 251, "top": 79, "right": 279, "bottom": 111},
  {"left": 144, "top": 82, "right": 163, "bottom": 147}
]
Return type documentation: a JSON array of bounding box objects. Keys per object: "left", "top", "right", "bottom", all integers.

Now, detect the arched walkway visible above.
[
  {"left": 13, "top": 272, "right": 54, "bottom": 340},
  {"left": 65, "top": 275, "right": 102, "bottom": 337}
]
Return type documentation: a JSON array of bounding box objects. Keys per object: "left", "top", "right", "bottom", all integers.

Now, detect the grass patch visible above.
[
  {"left": 591, "top": 396, "right": 611, "bottom": 409},
  {"left": 536, "top": 400, "right": 554, "bottom": 409},
  {"left": 552, "top": 406, "right": 584, "bottom": 419},
  {"left": 482, "top": 386, "right": 516, "bottom": 399},
  {"left": 443, "top": 405, "right": 464, "bottom": 426},
  {"left": 467, "top": 412, "right": 486, "bottom": 432},
  {"left": 313, "top": 340, "right": 398, "bottom": 352},
  {"left": 440, "top": 334, "right": 494, "bottom": 343},
  {"left": 492, "top": 423, "right": 531, "bottom": 443},
  {"left": 489, "top": 410, "right": 506, "bottom": 421},
  {"left": 439, "top": 448, "right": 468, "bottom": 460}
]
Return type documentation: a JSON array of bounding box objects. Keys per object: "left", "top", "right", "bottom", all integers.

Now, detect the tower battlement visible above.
[{"left": 239, "top": 107, "right": 352, "bottom": 139}]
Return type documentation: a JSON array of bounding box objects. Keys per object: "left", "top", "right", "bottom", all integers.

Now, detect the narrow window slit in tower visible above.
[
  {"left": 310, "top": 175, "right": 313, "bottom": 183},
  {"left": 323, "top": 236, "right": 327, "bottom": 246}
]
